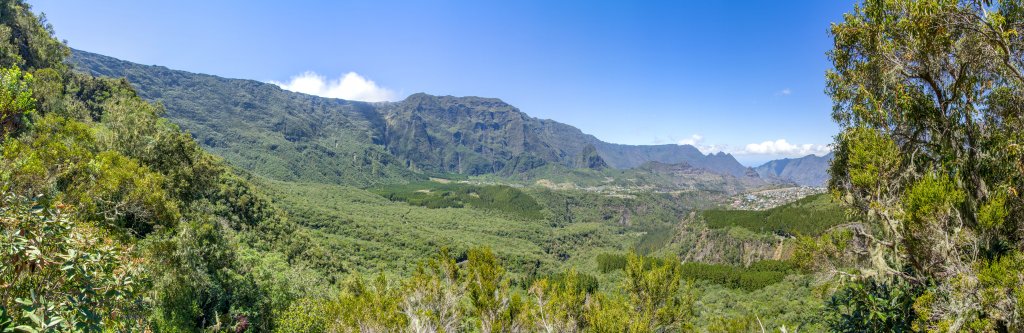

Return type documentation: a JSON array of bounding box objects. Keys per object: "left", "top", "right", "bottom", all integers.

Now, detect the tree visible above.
[
  {"left": 0, "top": 66, "right": 33, "bottom": 137},
  {"left": 528, "top": 269, "right": 587, "bottom": 333},
  {"left": 402, "top": 248, "right": 465, "bottom": 333},
  {"left": 0, "top": 0, "right": 70, "bottom": 71},
  {"left": 621, "top": 253, "right": 694, "bottom": 333},
  {"left": 828, "top": 0, "right": 1024, "bottom": 330},
  {"left": 464, "top": 247, "right": 530, "bottom": 333}
]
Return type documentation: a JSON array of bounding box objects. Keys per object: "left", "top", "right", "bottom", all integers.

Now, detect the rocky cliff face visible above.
[
  {"left": 668, "top": 213, "right": 794, "bottom": 266},
  {"left": 377, "top": 93, "right": 570, "bottom": 175},
  {"left": 576, "top": 144, "right": 609, "bottom": 170}
]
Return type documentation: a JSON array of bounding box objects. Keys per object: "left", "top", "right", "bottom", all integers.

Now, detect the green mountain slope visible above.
[
  {"left": 69, "top": 50, "right": 421, "bottom": 186},
  {"left": 70, "top": 49, "right": 754, "bottom": 184}
]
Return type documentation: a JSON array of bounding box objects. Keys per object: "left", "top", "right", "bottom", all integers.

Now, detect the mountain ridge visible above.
[
  {"left": 754, "top": 152, "right": 833, "bottom": 186},
  {"left": 69, "top": 49, "right": 755, "bottom": 183}
]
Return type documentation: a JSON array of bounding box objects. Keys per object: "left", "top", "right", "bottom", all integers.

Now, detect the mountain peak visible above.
[{"left": 754, "top": 153, "right": 834, "bottom": 186}]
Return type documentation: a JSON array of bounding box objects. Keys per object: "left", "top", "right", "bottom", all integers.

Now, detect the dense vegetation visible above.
[
  {"left": 13, "top": 0, "right": 1024, "bottom": 330},
  {"left": 703, "top": 193, "right": 847, "bottom": 236},
  {"left": 273, "top": 249, "right": 698, "bottom": 332},
  {"left": 264, "top": 179, "right": 696, "bottom": 277},
  {"left": 678, "top": 260, "right": 797, "bottom": 291},
  {"left": 372, "top": 181, "right": 545, "bottom": 220},
  {"left": 0, "top": 2, "right": 324, "bottom": 330},
  {"left": 597, "top": 253, "right": 796, "bottom": 291},
  {"left": 262, "top": 179, "right": 556, "bottom": 275},
  {"left": 822, "top": 0, "right": 1024, "bottom": 330}
]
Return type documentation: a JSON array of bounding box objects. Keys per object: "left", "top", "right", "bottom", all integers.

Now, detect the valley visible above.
[
  {"left": 6, "top": 0, "right": 1020, "bottom": 331},
  {"left": 0, "top": 32, "right": 843, "bottom": 333}
]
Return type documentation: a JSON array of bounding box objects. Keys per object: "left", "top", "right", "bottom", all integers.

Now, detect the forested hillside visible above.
[
  {"left": 0, "top": 1, "right": 323, "bottom": 330},
  {"left": 70, "top": 50, "right": 754, "bottom": 182}
]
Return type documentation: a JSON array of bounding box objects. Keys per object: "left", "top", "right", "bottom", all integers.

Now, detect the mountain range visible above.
[
  {"left": 754, "top": 152, "right": 834, "bottom": 186},
  {"left": 69, "top": 49, "right": 826, "bottom": 187}
]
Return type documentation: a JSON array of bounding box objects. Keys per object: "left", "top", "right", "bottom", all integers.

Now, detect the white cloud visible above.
[
  {"left": 676, "top": 134, "right": 727, "bottom": 154},
  {"left": 739, "top": 139, "right": 831, "bottom": 156},
  {"left": 270, "top": 71, "right": 398, "bottom": 102},
  {"left": 677, "top": 134, "right": 703, "bottom": 146},
  {"left": 776, "top": 88, "right": 792, "bottom": 96}
]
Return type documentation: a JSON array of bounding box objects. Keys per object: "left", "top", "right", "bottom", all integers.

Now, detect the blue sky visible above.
[{"left": 32, "top": 1, "right": 854, "bottom": 166}]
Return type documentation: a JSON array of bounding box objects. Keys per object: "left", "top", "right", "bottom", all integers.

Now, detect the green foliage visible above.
[
  {"left": 633, "top": 225, "right": 673, "bottom": 255},
  {"left": 274, "top": 247, "right": 515, "bottom": 333},
  {"left": 835, "top": 126, "right": 901, "bottom": 193},
  {"left": 465, "top": 247, "right": 529, "bottom": 332},
  {"left": 703, "top": 193, "right": 847, "bottom": 236},
  {"left": 825, "top": 278, "right": 922, "bottom": 333},
  {"left": 2, "top": 113, "right": 181, "bottom": 236},
  {"left": 970, "top": 251, "right": 1024, "bottom": 331},
  {"left": 530, "top": 188, "right": 691, "bottom": 230},
  {"left": 336, "top": 275, "right": 409, "bottom": 331},
  {"left": 596, "top": 253, "right": 628, "bottom": 273},
  {"left": 0, "top": 4, "right": 320, "bottom": 331},
  {"left": 679, "top": 261, "right": 795, "bottom": 291},
  {"left": 374, "top": 181, "right": 545, "bottom": 220},
  {"left": 264, "top": 179, "right": 555, "bottom": 275},
  {"left": 271, "top": 297, "right": 329, "bottom": 333},
  {"left": 269, "top": 247, "right": 705, "bottom": 333},
  {"left": 622, "top": 252, "right": 695, "bottom": 332},
  {"left": 145, "top": 215, "right": 263, "bottom": 332},
  {"left": 74, "top": 151, "right": 180, "bottom": 235},
  {"left": 528, "top": 269, "right": 588, "bottom": 332},
  {"left": 827, "top": 0, "right": 1024, "bottom": 328},
  {"left": 582, "top": 293, "right": 631, "bottom": 333},
  {"left": 902, "top": 173, "right": 965, "bottom": 225},
  {"left": 792, "top": 228, "right": 855, "bottom": 273},
  {"left": 0, "top": 66, "right": 34, "bottom": 137},
  {"left": 0, "top": 0, "right": 70, "bottom": 71},
  {"left": 694, "top": 274, "right": 825, "bottom": 332},
  {"left": 542, "top": 270, "right": 599, "bottom": 294},
  {"left": 603, "top": 252, "right": 797, "bottom": 292},
  {"left": 1, "top": 113, "right": 95, "bottom": 196},
  {"left": 0, "top": 194, "right": 148, "bottom": 332},
  {"left": 402, "top": 248, "right": 465, "bottom": 332}
]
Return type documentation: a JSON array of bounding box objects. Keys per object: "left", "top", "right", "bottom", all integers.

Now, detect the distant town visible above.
[{"left": 729, "top": 186, "right": 826, "bottom": 210}]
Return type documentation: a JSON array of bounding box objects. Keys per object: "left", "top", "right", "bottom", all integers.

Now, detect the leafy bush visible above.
[
  {"left": 0, "top": 194, "right": 148, "bottom": 332},
  {"left": 824, "top": 278, "right": 922, "bottom": 332},
  {"left": 0, "top": 66, "right": 35, "bottom": 137}
]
